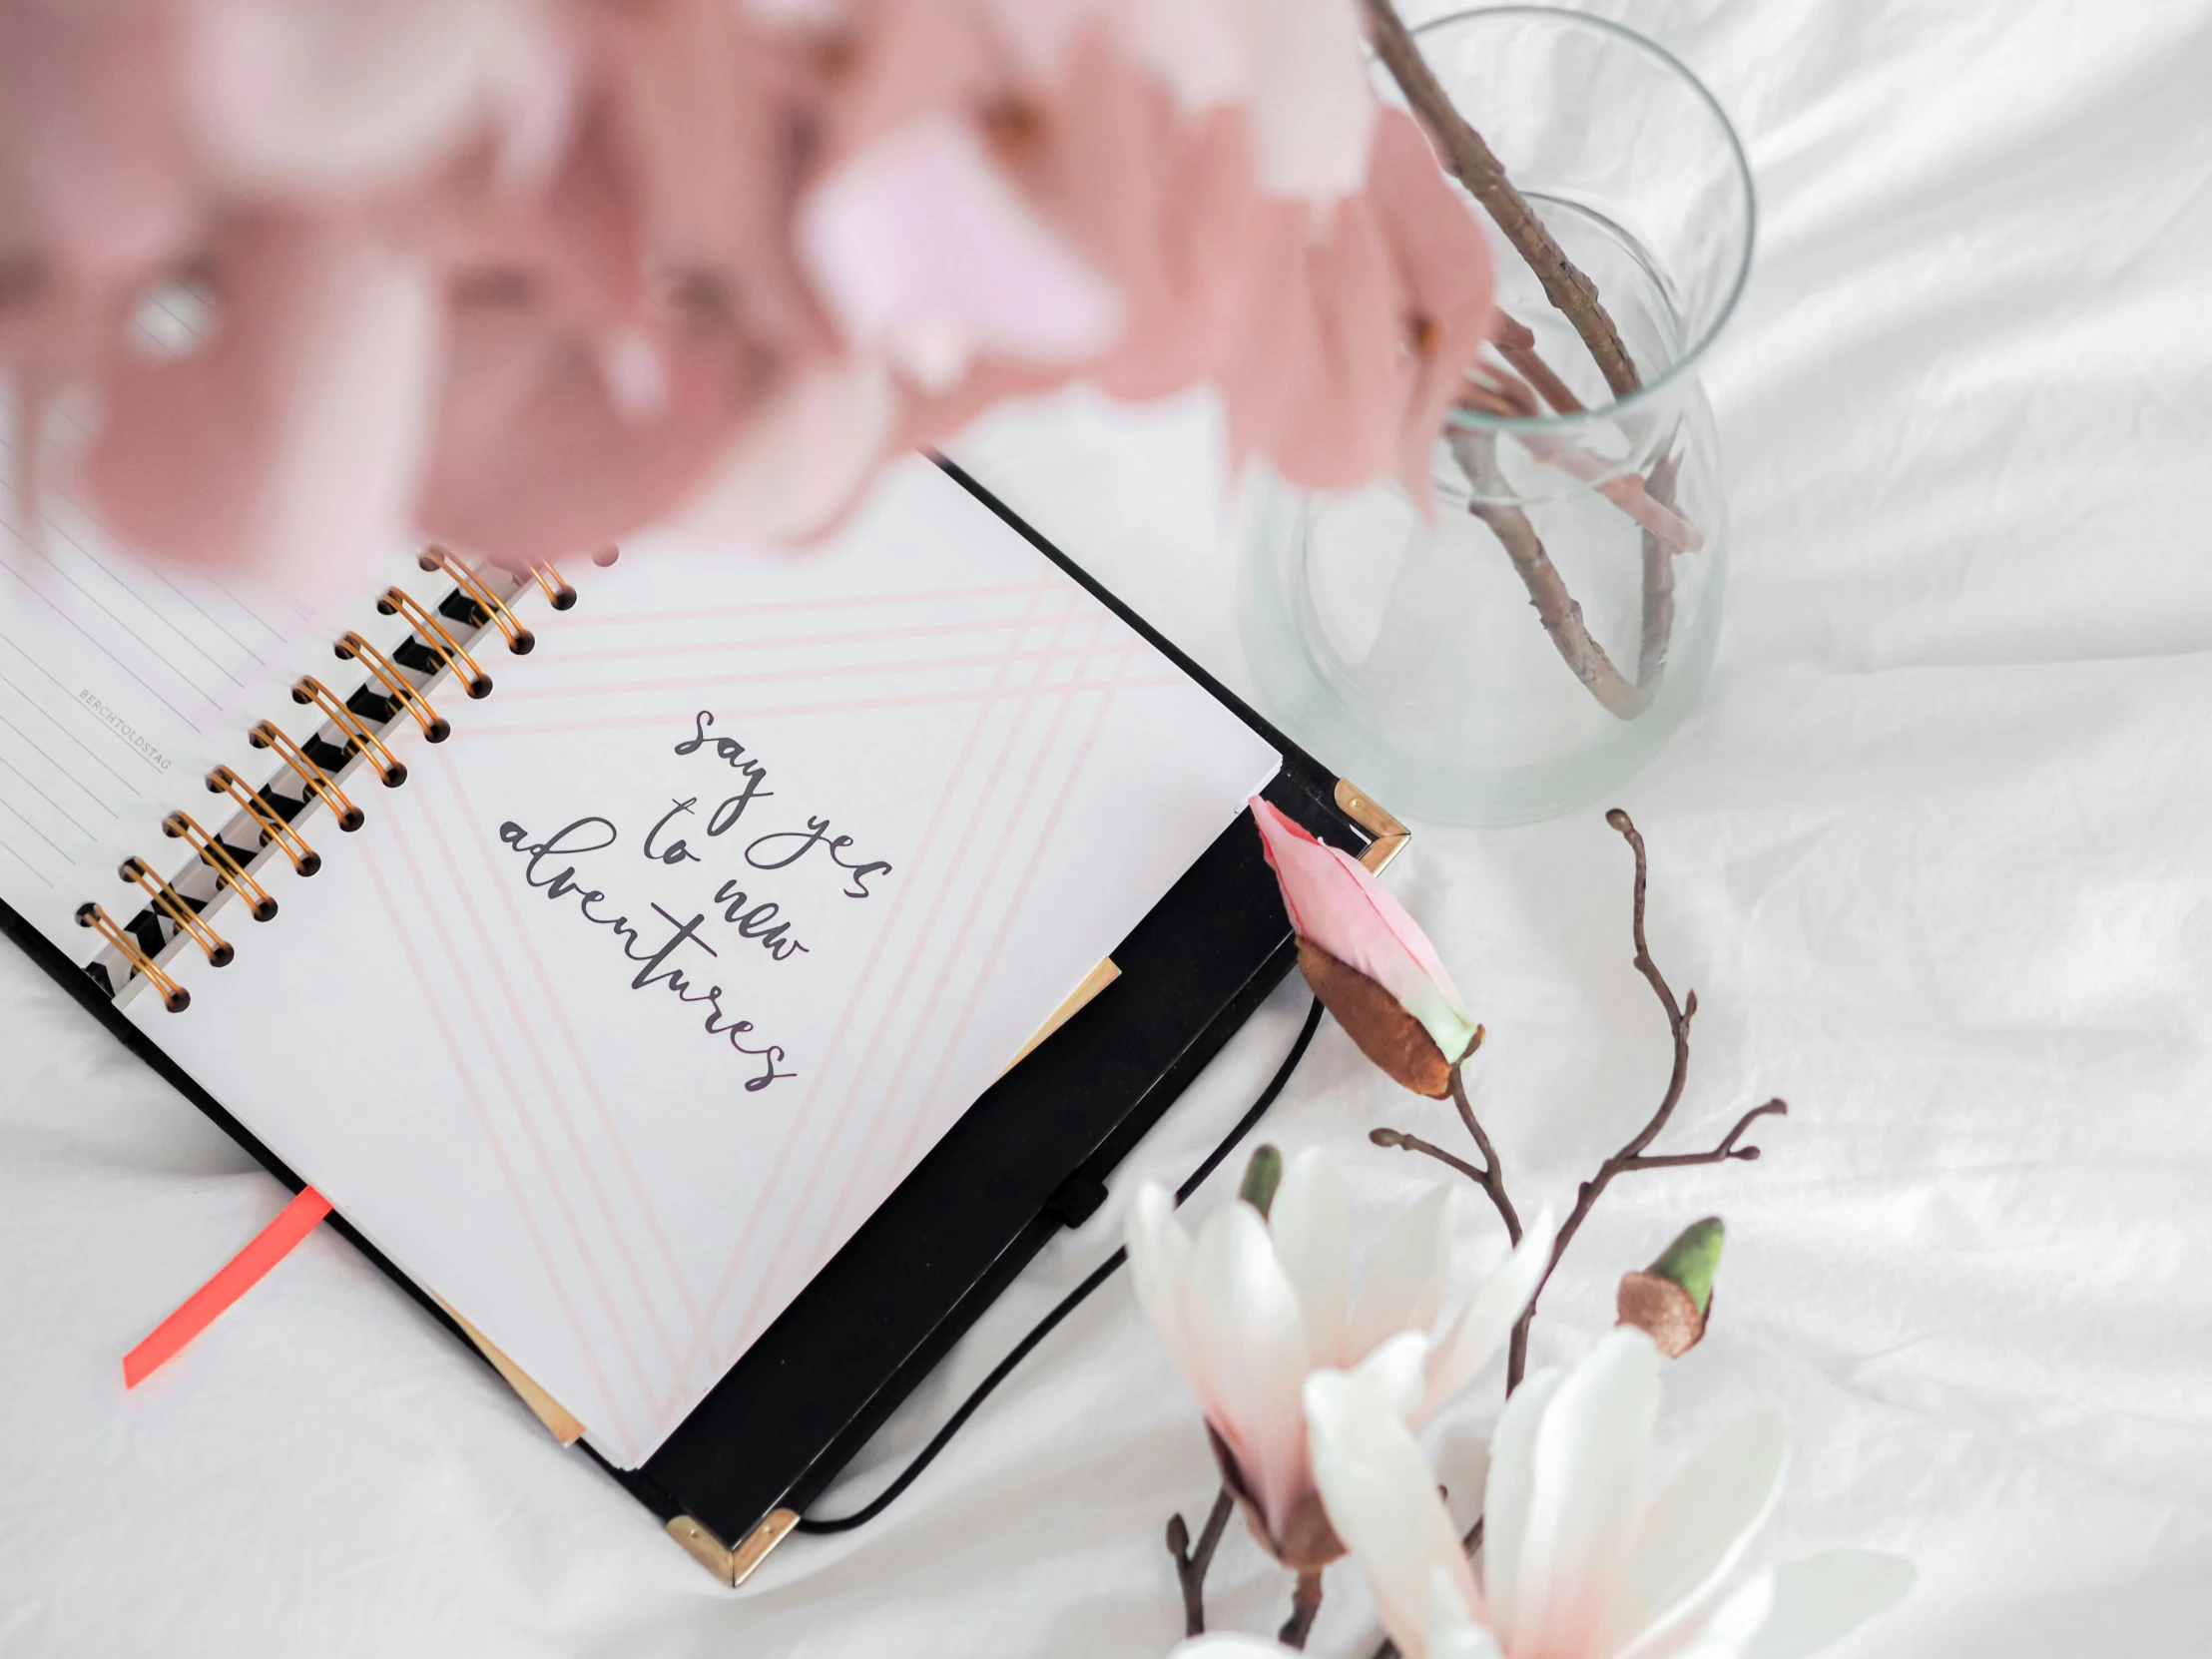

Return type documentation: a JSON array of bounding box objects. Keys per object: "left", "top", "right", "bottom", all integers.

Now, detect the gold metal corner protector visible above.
[
  {"left": 436, "top": 1296, "right": 586, "bottom": 1445},
  {"left": 666, "top": 1507, "right": 800, "bottom": 1587},
  {"left": 1334, "top": 778, "right": 1409, "bottom": 873}
]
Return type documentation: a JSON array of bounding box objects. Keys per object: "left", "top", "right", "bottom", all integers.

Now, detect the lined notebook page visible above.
[
  {"left": 0, "top": 395, "right": 427, "bottom": 944},
  {"left": 123, "top": 458, "right": 1279, "bottom": 1467}
]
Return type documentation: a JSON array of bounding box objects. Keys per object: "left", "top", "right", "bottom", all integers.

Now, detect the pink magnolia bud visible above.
[{"left": 1250, "top": 797, "right": 1479, "bottom": 1096}]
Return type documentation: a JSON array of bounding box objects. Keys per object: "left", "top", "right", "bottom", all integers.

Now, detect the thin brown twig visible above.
[
  {"left": 1502, "top": 810, "right": 1786, "bottom": 1386},
  {"left": 1448, "top": 1068, "right": 1521, "bottom": 1247},
  {"left": 1371, "top": 1126, "right": 1488, "bottom": 1187},
  {"left": 1493, "top": 309, "right": 1585, "bottom": 415},
  {"left": 1364, "top": 0, "right": 1641, "bottom": 399},
  {"left": 1280, "top": 1569, "right": 1326, "bottom": 1649},
  {"left": 1449, "top": 428, "right": 1652, "bottom": 722},
  {"left": 1166, "top": 1486, "right": 1235, "bottom": 1637}
]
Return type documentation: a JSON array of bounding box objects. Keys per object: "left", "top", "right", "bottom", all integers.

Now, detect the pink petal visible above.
[
  {"left": 83, "top": 212, "right": 439, "bottom": 576},
  {"left": 1364, "top": 108, "right": 1496, "bottom": 504},
  {"left": 0, "top": 1, "right": 198, "bottom": 278},
  {"left": 1238, "top": 0, "right": 1375, "bottom": 202},
  {"left": 798, "top": 114, "right": 1123, "bottom": 390},
  {"left": 1251, "top": 797, "right": 1480, "bottom": 1065},
  {"left": 415, "top": 300, "right": 748, "bottom": 567},
  {"left": 675, "top": 355, "right": 897, "bottom": 545},
  {"left": 185, "top": 0, "right": 572, "bottom": 198}
]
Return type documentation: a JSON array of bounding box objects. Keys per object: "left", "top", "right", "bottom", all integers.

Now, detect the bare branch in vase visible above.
[
  {"left": 1363, "top": 0, "right": 1642, "bottom": 399},
  {"left": 1447, "top": 428, "right": 1653, "bottom": 722}
]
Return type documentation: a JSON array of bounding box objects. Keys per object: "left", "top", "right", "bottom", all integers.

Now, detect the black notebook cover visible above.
[{"left": 0, "top": 457, "right": 1391, "bottom": 1580}]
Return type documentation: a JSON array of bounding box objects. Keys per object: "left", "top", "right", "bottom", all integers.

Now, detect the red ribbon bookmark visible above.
[{"left": 124, "top": 1186, "right": 333, "bottom": 1388}]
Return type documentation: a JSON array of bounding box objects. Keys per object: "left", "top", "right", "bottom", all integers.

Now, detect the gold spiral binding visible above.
[
  {"left": 120, "top": 856, "right": 233, "bottom": 966},
  {"left": 250, "top": 721, "right": 366, "bottom": 830},
  {"left": 417, "top": 547, "right": 535, "bottom": 654},
  {"left": 78, "top": 902, "right": 189, "bottom": 1011},
  {"left": 334, "top": 631, "right": 449, "bottom": 742},
  {"left": 208, "top": 765, "right": 320, "bottom": 875},
  {"left": 162, "top": 811, "right": 276, "bottom": 921},
  {"left": 529, "top": 562, "right": 577, "bottom": 611},
  {"left": 377, "top": 586, "right": 492, "bottom": 698},
  {"left": 289, "top": 676, "right": 405, "bottom": 787}
]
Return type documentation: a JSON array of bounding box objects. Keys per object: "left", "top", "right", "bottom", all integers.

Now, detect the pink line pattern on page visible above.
[
  {"left": 446, "top": 763, "right": 715, "bottom": 1360},
  {"left": 355, "top": 834, "right": 640, "bottom": 1451},
  {"left": 714, "top": 603, "right": 1121, "bottom": 1361},
  {"left": 468, "top": 678, "right": 1182, "bottom": 743},
  {"left": 666, "top": 583, "right": 1101, "bottom": 1386},
  {"left": 377, "top": 791, "right": 669, "bottom": 1440},
  {"left": 360, "top": 556, "right": 1178, "bottom": 1448},
  {"left": 558, "top": 579, "right": 1043, "bottom": 630},
  {"left": 791, "top": 636, "right": 1138, "bottom": 1298},
  {"left": 830, "top": 644, "right": 1142, "bottom": 1268},
  {"left": 405, "top": 753, "right": 695, "bottom": 1416}
]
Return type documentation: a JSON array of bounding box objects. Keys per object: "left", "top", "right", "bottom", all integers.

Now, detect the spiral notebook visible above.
[{"left": 0, "top": 451, "right": 1283, "bottom": 1477}]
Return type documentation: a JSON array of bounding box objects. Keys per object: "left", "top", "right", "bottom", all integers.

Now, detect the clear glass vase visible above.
[{"left": 1238, "top": 6, "right": 1755, "bottom": 826}]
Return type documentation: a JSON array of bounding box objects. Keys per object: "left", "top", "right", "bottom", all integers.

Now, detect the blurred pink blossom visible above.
[{"left": 0, "top": 0, "right": 1495, "bottom": 577}]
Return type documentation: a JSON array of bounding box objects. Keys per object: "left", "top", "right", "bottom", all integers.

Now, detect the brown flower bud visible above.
[{"left": 1296, "top": 938, "right": 1453, "bottom": 1098}]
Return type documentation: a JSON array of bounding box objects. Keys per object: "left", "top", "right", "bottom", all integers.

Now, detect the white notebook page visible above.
[
  {"left": 114, "top": 457, "right": 1278, "bottom": 1467},
  {"left": 0, "top": 394, "right": 440, "bottom": 943}
]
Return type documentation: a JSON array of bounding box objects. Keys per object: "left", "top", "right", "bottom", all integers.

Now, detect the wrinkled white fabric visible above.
[{"left": 4, "top": 0, "right": 2212, "bottom": 1652}]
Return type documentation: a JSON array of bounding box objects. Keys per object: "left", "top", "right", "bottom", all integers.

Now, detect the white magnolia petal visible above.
[
  {"left": 1124, "top": 1182, "right": 1196, "bottom": 1382},
  {"left": 1351, "top": 1329, "right": 1429, "bottom": 1420},
  {"left": 1268, "top": 1148, "right": 1351, "bottom": 1363},
  {"left": 1183, "top": 1200, "right": 1313, "bottom": 1538},
  {"left": 1170, "top": 1637, "right": 1301, "bottom": 1659},
  {"left": 1511, "top": 1330, "right": 1663, "bottom": 1659},
  {"left": 1670, "top": 1571, "right": 1777, "bottom": 1659},
  {"left": 1346, "top": 1184, "right": 1455, "bottom": 1359},
  {"left": 1740, "top": 1552, "right": 1916, "bottom": 1659},
  {"left": 1306, "top": 1369, "right": 1479, "bottom": 1656},
  {"left": 1479, "top": 1366, "right": 1564, "bottom": 1641},
  {"left": 1426, "top": 1566, "right": 1507, "bottom": 1659},
  {"left": 1411, "top": 1205, "right": 1558, "bottom": 1425},
  {"left": 1602, "top": 1413, "right": 1788, "bottom": 1659}
]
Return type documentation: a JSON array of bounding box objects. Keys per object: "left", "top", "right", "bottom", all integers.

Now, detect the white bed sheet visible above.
[{"left": 5, "top": 0, "right": 2211, "bottom": 1652}]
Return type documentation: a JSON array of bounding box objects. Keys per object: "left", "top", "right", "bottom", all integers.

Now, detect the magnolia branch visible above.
[
  {"left": 1449, "top": 428, "right": 1653, "bottom": 722},
  {"left": 1364, "top": 0, "right": 1641, "bottom": 398},
  {"left": 1503, "top": 811, "right": 1787, "bottom": 1383},
  {"left": 1167, "top": 1487, "right": 1236, "bottom": 1637},
  {"left": 1281, "top": 1570, "right": 1326, "bottom": 1649},
  {"left": 1375, "top": 811, "right": 1786, "bottom": 1391}
]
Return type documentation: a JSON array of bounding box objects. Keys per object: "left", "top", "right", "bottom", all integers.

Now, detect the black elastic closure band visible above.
[{"left": 796, "top": 994, "right": 1326, "bottom": 1535}]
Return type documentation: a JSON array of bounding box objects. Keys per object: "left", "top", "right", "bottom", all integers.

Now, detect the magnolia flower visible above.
[
  {"left": 1, "top": 0, "right": 1496, "bottom": 579},
  {"left": 1252, "top": 797, "right": 1481, "bottom": 1098},
  {"left": 1292, "top": 1330, "right": 1914, "bottom": 1659},
  {"left": 1127, "top": 1145, "right": 1555, "bottom": 1568}
]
